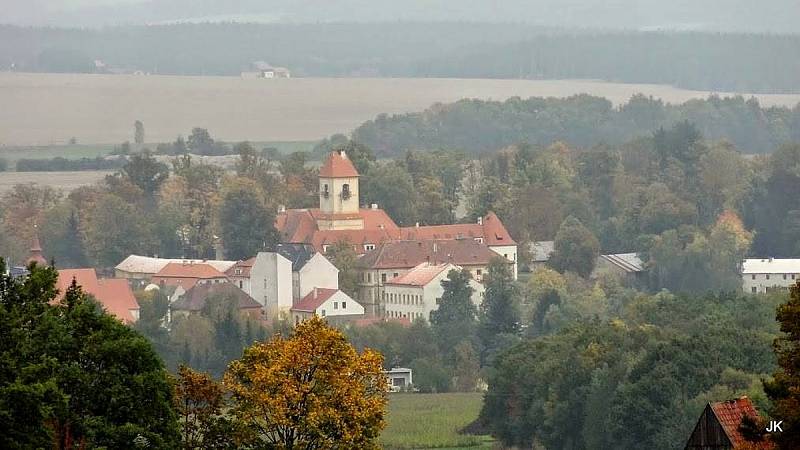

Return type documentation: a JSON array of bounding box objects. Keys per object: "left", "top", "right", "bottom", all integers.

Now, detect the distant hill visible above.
[
  {"left": 6, "top": 0, "right": 800, "bottom": 33},
  {"left": 1, "top": 23, "right": 799, "bottom": 93}
]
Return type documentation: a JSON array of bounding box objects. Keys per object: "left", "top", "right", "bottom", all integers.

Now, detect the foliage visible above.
[
  {"left": 0, "top": 260, "right": 179, "bottom": 449},
  {"left": 430, "top": 268, "right": 478, "bottom": 367},
  {"left": 134, "top": 120, "right": 145, "bottom": 144},
  {"left": 549, "top": 216, "right": 601, "bottom": 277},
  {"left": 478, "top": 259, "right": 521, "bottom": 364},
  {"left": 325, "top": 240, "right": 360, "bottom": 298},
  {"left": 224, "top": 316, "right": 388, "bottom": 449},
  {"left": 217, "top": 177, "right": 279, "bottom": 260},
  {"left": 764, "top": 281, "right": 800, "bottom": 449}
]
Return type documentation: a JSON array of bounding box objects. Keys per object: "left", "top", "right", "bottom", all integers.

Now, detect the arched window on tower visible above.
[{"left": 341, "top": 183, "right": 351, "bottom": 200}]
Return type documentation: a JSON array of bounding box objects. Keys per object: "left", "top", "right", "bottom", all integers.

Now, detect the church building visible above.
[{"left": 275, "top": 150, "right": 518, "bottom": 277}]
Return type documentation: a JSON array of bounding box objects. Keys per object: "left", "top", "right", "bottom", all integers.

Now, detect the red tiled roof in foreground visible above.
[
  {"left": 710, "top": 397, "right": 773, "bottom": 449},
  {"left": 319, "top": 150, "right": 359, "bottom": 178},
  {"left": 292, "top": 288, "right": 338, "bottom": 312},
  {"left": 56, "top": 269, "right": 139, "bottom": 324}
]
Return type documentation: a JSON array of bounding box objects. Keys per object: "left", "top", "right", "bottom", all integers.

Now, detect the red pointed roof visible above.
[
  {"left": 26, "top": 233, "right": 47, "bottom": 266},
  {"left": 55, "top": 269, "right": 140, "bottom": 323},
  {"left": 319, "top": 150, "right": 359, "bottom": 178},
  {"left": 709, "top": 397, "right": 773, "bottom": 449}
]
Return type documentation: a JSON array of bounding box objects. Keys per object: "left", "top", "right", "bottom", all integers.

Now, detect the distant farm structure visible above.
[{"left": 241, "top": 61, "right": 291, "bottom": 79}]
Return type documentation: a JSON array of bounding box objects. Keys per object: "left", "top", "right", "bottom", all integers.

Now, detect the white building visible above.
[
  {"left": 115, "top": 255, "right": 236, "bottom": 280},
  {"left": 384, "top": 368, "right": 413, "bottom": 392},
  {"left": 742, "top": 258, "right": 800, "bottom": 293},
  {"left": 290, "top": 288, "right": 364, "bottom": 323},
  {"left": 383, "top": 262, "right": 484, "bottom": 322},
  {"left": 226, "top": 244, "right": 340, "bottom": 317}
]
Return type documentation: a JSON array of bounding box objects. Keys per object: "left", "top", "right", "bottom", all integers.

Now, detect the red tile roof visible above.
[
  {"left": 358, "top": 239, "right": 511, "bottom": 270},
  {"left": 351, "top": 317, "right": 412, "bottom": 327},
  {"left": 400, "top": 212, "right": 515, "bottom": 245},
  {"left": 56, "top": 269, "right": 139, "bottom": 323},
  {"left": 27, "top": 234, "right": 47, "bottom": 266},
  {"left": 276, "top": 208, "right": 402, "bottom": 254},
  {"left": 386, "top": 263, "right": 454, "bottom": 287},
  {"left": 319, "top": 151, "right": 359, "bottom": 178},
  {"left": 709, "top": 397, "right": 773, "bottom": 449},
  {"left": 292, "top": 288, "right": 338, "bottom": 312},
  {"left": 154, "top": 262, "right": 227, "bottom": 280},
  {"left": 226, "top": 257, "right": 256, "bottom": 277}
]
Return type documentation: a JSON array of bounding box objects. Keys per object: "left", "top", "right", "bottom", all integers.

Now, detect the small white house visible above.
[
  {"left": 742, "top": 258, "right": 800, "bottom": 293},
  {"left": 291, "top": 288, "right": 364, "bottom": 323},
  {"left": 384, "top": 368, "right": 413, "bottom": 392},
  {"left": 383, "top": 263, "right": 484, "bottom": 322}
]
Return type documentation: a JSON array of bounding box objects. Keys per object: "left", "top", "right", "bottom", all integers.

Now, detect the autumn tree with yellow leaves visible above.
[{"left": 224, "top": 316, "right": 388, "bottom": 449}]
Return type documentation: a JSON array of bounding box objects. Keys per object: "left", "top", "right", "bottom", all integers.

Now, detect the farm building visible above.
[{"left": 684, "top": 396, "right": 773, "bottom": 449}]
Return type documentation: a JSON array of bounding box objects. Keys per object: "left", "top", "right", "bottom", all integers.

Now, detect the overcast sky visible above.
[{"left": 1, "top": 0, "right": 798, "bottom": 32}]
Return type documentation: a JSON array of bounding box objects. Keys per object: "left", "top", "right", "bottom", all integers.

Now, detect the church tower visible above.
[{"left": 317, "top": 150, "right": 363, "bottom": 230}]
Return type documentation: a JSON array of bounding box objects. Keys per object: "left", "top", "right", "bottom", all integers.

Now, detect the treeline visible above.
[
  {"left": 343, "top": 94, "right": 800, "bottom": 156},
  {"left": 15, "top": 156, "right": 126, "bottom": 171},
  {"left": 1, "top": 23, "right": 799, "bottom": 92}
]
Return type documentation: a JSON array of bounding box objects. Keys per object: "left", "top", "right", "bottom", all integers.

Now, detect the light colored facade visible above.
[
  {"left": 489, "top": 244, "right": 518, "bottom": 279},
  {"left": 384, "top": 368, "right": 413, "bottom": 392},
  {"left": 115, "top": 255, "right": 235, "bottom": 280},
  {"left": 249, "top": 252, "right": 293, "bottom": 316},
  {"left": 383, "top": 263, "right": 485, "bottom": 322},
  {"left": 295, "top": 252, "right": 339, "bottom": 299},
  {"left": 742, "top": 258, "right": 800, "bottom": 293},
  {"left": 318, "top": 155, "right": 362, "bottom": 230},
  {"left": 291, "top": 288, "right": 364, "bottom": 323}
]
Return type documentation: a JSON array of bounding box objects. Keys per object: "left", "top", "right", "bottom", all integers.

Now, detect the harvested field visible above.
[{"left": 0, "top": 171, "right": 111, "bottom": 194}]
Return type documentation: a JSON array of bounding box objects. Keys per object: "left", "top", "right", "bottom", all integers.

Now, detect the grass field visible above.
[
  {"left": 382, "top": 393, "right": 493, "bottom": 449},
  {"left": 4, "top": 72, "right": 800, "bottom": 146}
]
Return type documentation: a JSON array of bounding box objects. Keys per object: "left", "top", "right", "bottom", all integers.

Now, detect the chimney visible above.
[
  {"left": 339, "top": 149, "right": 347, "bottom": 158},
  {"left": 477, "top": 216, "right": 483, "bottom": 225},
  {"left": 278, "top": 205, "right": 286, "bottom": 214},
  {"left": 313, "top": 287, "right": 318, "bottom": 299},
  {"left": 415, "top": 222, "right": 419, "bottom": 228},
  {"left": 371, "top": 203, "right": 378, "bottom": 210}
]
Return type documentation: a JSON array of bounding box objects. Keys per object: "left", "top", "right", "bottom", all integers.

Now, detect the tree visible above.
[
  {"left": 82, "top": 193, "right": 154, "bottom": 267},
  {"left": 224, "top": 316, "right": 387, "bottom": 449},
  {"left": 40, "top": 203, "right": 88, "bottom": 268},
  {"left": 764, "top": 281, "right": 800, "bottom": 449},
  {"left": 326, "top": 240, "right": 360, "bottom": 298},
  {"left": 430, "top": 269, "right": 477, "bottom": 364},
  {"left": 362, "top": 163, "right": 417, "bottom": 225},
  {"left": 549, "top": 216, "right": 601, "bottom": 277},
  {"left": 134, "top": 120, "right": 145, "bottom": 144},
  {"left": 0, "top": 260, "right": 179, "bottom": 448},
  {"left": 478, "top": 259, "right": 521, "bottom": 363},
  {"left": 218, "top": 178, "right": 279, "bottom": 260},
  {"left": 120, "top": 150, "right": 169, "bottom": 198}
]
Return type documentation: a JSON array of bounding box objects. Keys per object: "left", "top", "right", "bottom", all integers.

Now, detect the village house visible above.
[
  {"left": 225, "top": 244, "right": 339, "bottom": 316},
  {"left": 529, "top": 240, "right": 554, "bottom": 271},
  {"left": 290, "top": 287, "right": 364, "bottom": 324},
  {"left": 356, "top": 239, "right": 511, "bottom": 316},
  {"left": 741, "top": 258, "right": 800, "bottom": 293},
  {"left": 151, "top": 262, "right": 228, "bottom": 289},
  {"left": 169, "top": 282, "right": 263, "bottom": 322},
  {"left": 384, "top": 368, "right": 413, "bottom": 392},
  {"left": 56, "top": 269, "right": 140, "bottom": 324},
  {"left": 684, "top": 396, "right": 773, "bottom": 449},
  {"left": 383, "top": 262, "right": 484, "bottom": 321},
  {"left": 115, "top": 255, "right": 235, "bottom": 281},
  {"left": 274, "top": 150, "right": 517, "bottom": 272},
  {"left": 591, "top": 252, "right": 645, "bottom": 284}
]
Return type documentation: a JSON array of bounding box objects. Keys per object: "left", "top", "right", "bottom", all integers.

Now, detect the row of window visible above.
[
  {"left": 386, "top": 310, "right": 424, "bottom": 320},
  {"left": 383, "top": 291, "right": 422, "bottom": 306},
  {"left": 750, "top": 273, "right": 797, "bottom": 280},
  {"left": 333, "top": 301, "right": 347, "bottom": 310}
]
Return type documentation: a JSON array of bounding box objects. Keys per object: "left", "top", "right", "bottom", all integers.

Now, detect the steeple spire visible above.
[{"left": 26, "top": 224, "right": 47, "bottom": 266}]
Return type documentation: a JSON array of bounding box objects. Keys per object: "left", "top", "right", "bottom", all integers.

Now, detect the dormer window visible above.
[
  {"left": 341, "top": 183, "right": 351, "bottom": 200},
  {"left": 365, "top": 244, "right": 375, "bottom": 251}
]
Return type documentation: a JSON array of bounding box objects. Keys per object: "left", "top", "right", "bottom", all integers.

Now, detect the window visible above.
[
  {"left": 341, "top": 183, "right": 351, "bottom": 199},
  {"left": 381, "top": 273, "right": 387, "bottom": 283},
  {"left": 784, "top": 274, "right": 788, "bottom": 280},
  {"left": 321, "top": 309, "right": 326, "bottom": 317},
  {"left": 393, "top": 272, "right": 399, "bottom": 278},
  {"left": 235, "top": 268, "right": 242, "bottom": 275},
  {"left": 477, "top": 269, "right": 482, "bottom": 276},
  {"left": 368, "top": 273, "right": 372, "bottom": 283},
  {"left": 794, "top": 274, "right": 797, "bottom": 280},
  {"left": 334, "top": 302, "right": 338, "bottom": 310},
  {"left": 322, "top": 184, "right": 329, "bottom": 198},
  {"left": 365, "top": 244, "right": 376, "bottom": 251},
  {"left": 752, "top": 287, "right": 757, "bottom": 293},
  {"left": 767, "top": 274, "right": 771, "bottom": 280},
  {"left": 751, "top": 274, "right": 756, "bottom": 280},
  {"left": 322, "top": 245, "right": 330, "bottom": 253},
  {"left": 239, "top": 280, "right": 243, "bottom": 289},
  {"left": 475, "top": 237, "right": 483, "bottom": 244},
  {"left": 342, "top": 302, "right": 347, "bottom": 309}
]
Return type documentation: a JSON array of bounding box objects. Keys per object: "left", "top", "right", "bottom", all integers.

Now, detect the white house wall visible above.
[
  {"left": 297, "top": 253, "right": 339, "bottom": 299},
  {"left": 250, "top": 252, "right": 293, "bottom": 316}
]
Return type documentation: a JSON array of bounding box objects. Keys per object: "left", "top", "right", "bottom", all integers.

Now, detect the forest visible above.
[
  {"left": 339, "top": 94, "right": 800, "bottom": 156},
  {"left": 1, "top": 23, "right": 799, "bottom": 92}
]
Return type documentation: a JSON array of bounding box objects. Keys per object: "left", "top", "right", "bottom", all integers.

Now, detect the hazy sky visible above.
[{"left": 1, "top": 0, "right": 799, "bottom": 32}]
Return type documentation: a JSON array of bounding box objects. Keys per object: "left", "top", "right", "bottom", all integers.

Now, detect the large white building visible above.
[
  {"left": 383, "top": 262, "right": 484, "bottom": 322},
  {"left": 742, "top": 258, "right": 800, "bottom": 293},
  {"left": 226, "top": 244, "right": 339, "bottom": 316}
]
